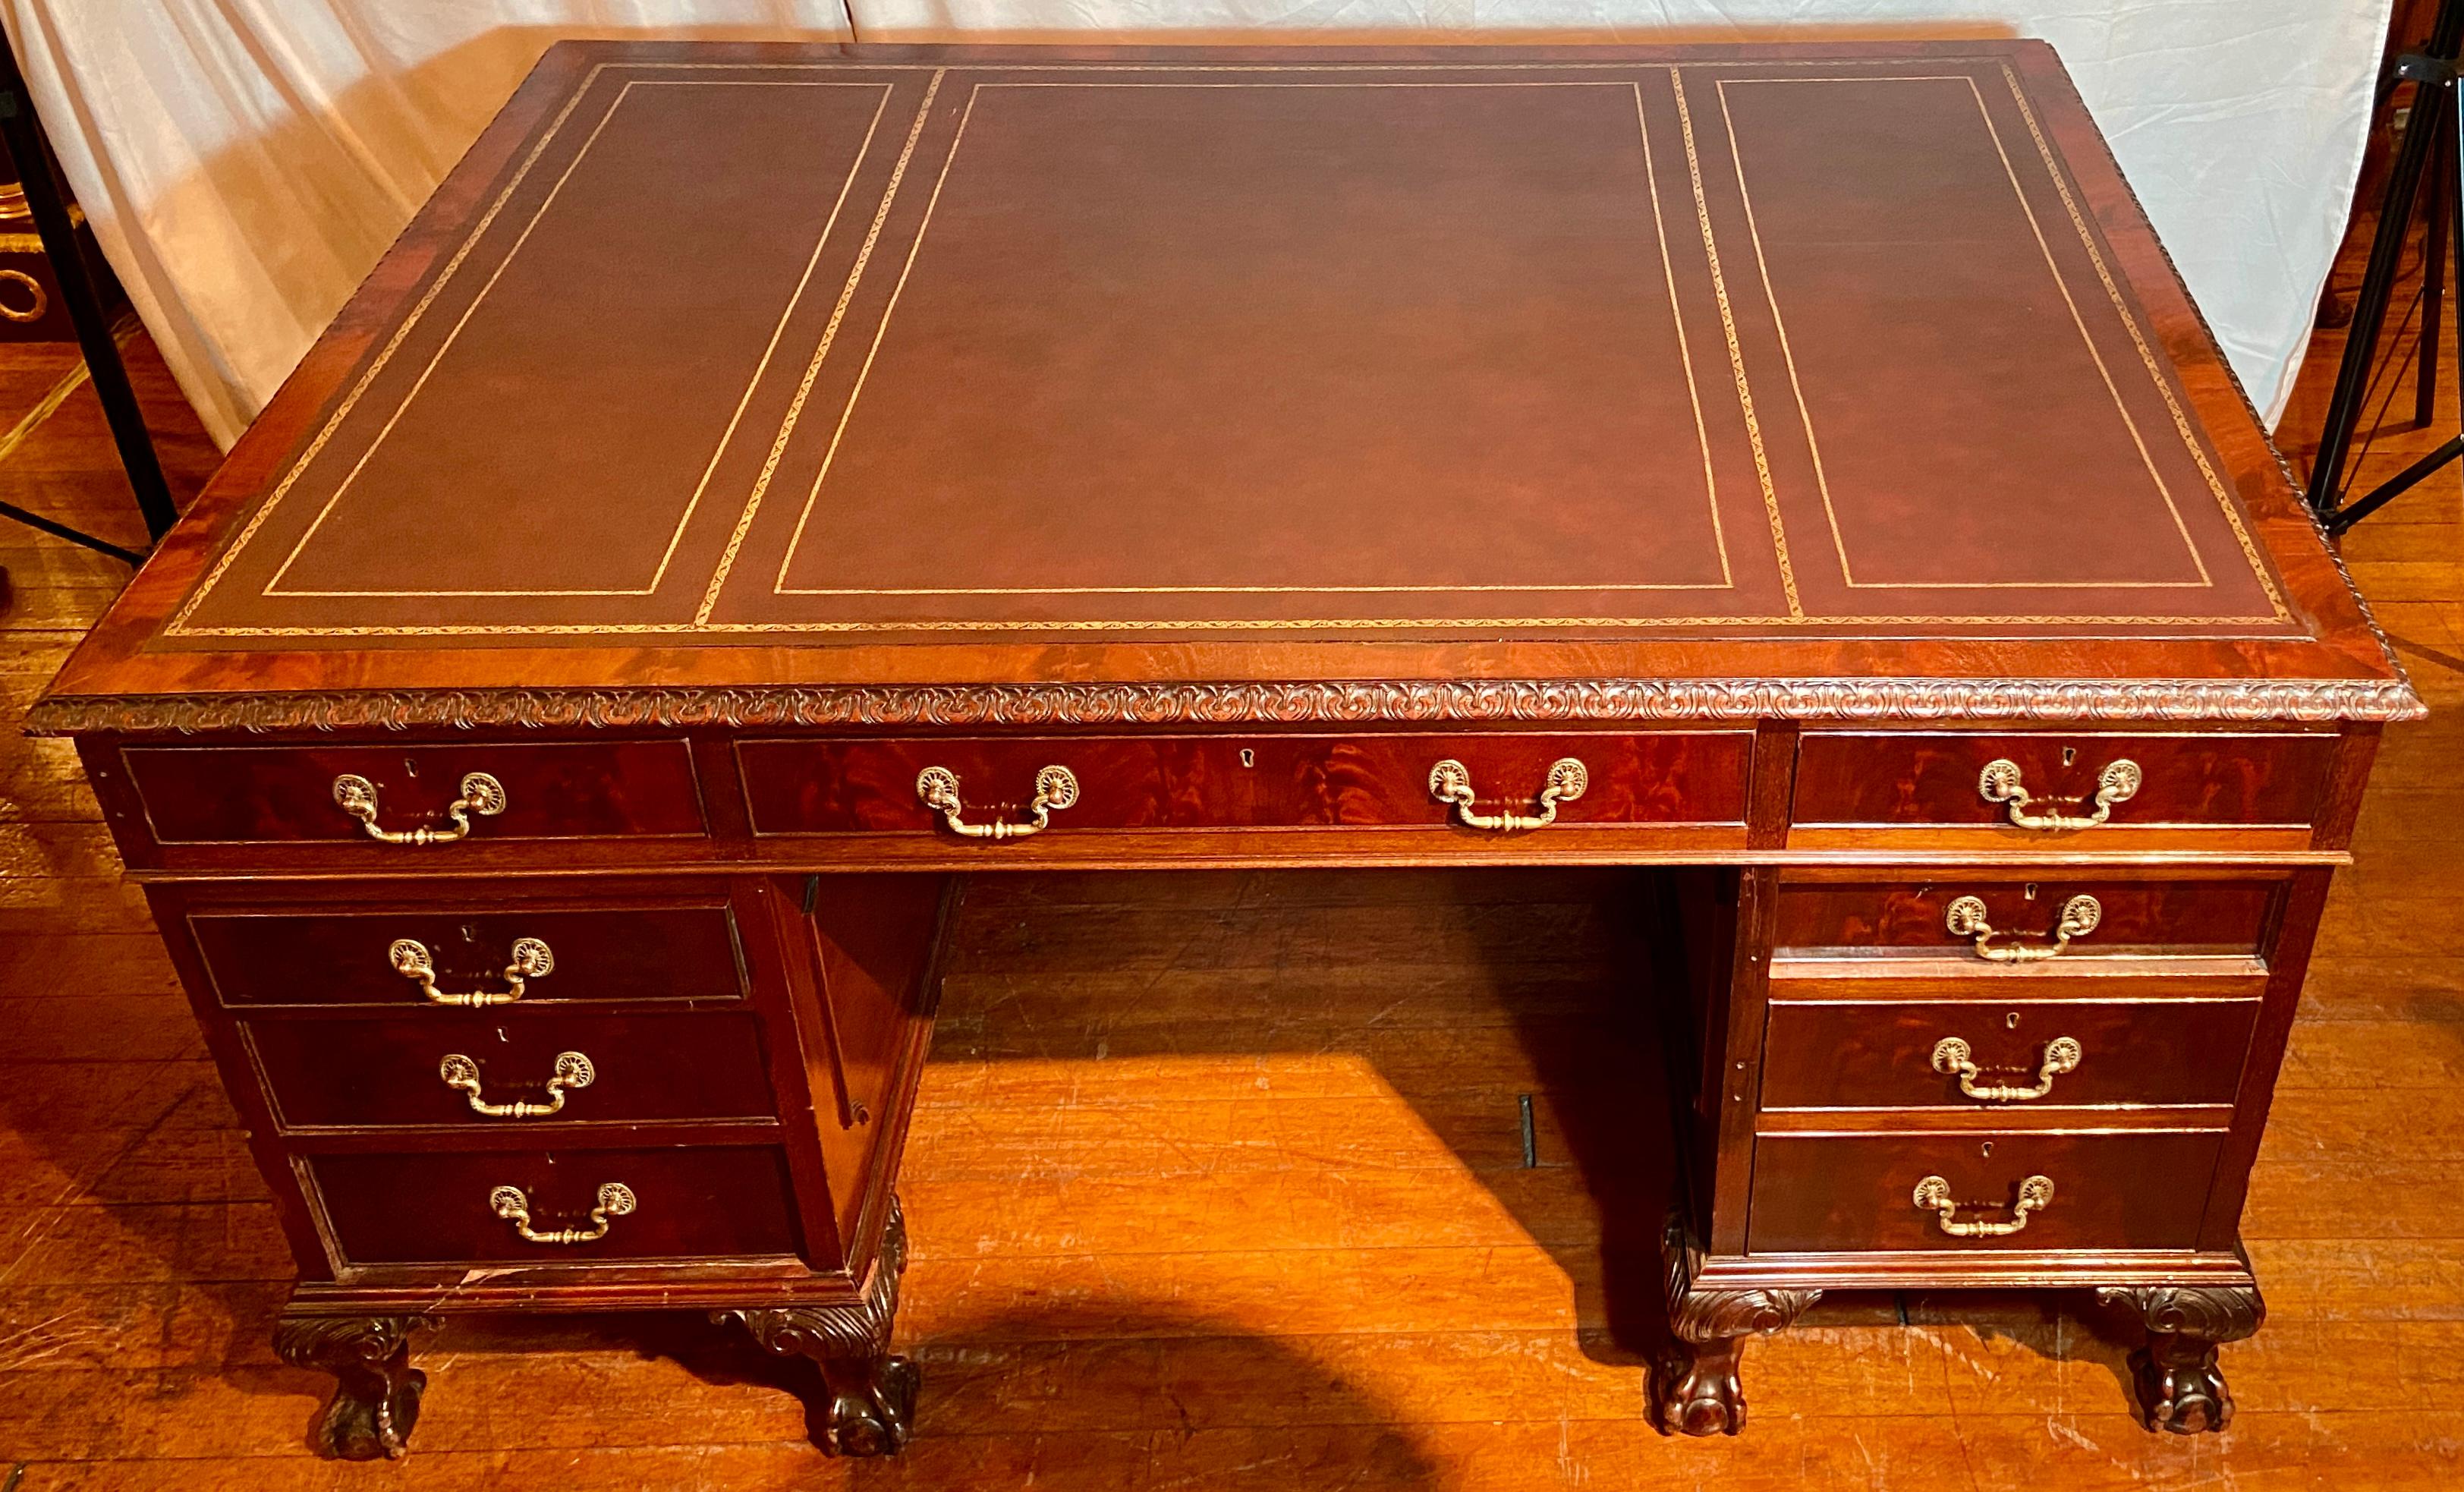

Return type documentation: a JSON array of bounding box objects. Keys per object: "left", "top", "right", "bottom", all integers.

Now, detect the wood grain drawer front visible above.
[
  {"left": 1773, "top": 877, "right": 2282, "bottom": 961},
  {"left": 738, "top": 732, "right": 1752, "bottom": 836},
  {"left": 308, "top": 1147, "right": 801, "bottom": 1265},
  {"left": 1792, "top": 732, "right": 2334, "bottom": 839},
  {"left": 1748, "top": 1132, "right": 2223, "bottom": 1254},
  {"left": 244, "top": 1012, "right": 776, "bottom": 1129},
  {"left": 190, "top": 902, "right": 747, "bottom": 1008},
  {"left": 1759, "top": 999, "right": 2259, "bottom": 1111},
  {"left": 120, "top": 740, "right": 706, "bottom": 845}
]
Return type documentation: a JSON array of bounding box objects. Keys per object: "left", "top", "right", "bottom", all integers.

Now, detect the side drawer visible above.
[
  {"left": 307, "top": 1147, "right": 801, "bottom": 1265},
  {"left": 1760, "top": 997, "right": 2259, "bottom": 1111},
  {"left": 243, "top": 1012, "right": 777, "bottom": 1129},
  {"left": 185, "top": 896, "right": 749, "bottom": 1009},
  {"left": 117, "top": 739, "right": 708, "bottom": 845},
  {"left": 1773, "top": 874, "right": 2283, "bottom": 962},
  {"left": 736, "top": 731, "right": 1752, "bottom": 836},
  {"left": 1748, "top": 1131, "right": 2223, "bottom": 1254},
  {"left": 1790, "top": 730, "right": 2336, "bottom": 848}
]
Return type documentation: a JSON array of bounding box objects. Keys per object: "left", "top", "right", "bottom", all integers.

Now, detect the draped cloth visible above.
[{"left": 2, "top": 2, "right": 2392, "bottom": 449}]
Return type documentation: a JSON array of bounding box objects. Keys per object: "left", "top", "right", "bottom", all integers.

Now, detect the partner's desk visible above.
[{"left": 31, "top": 39, "right": 2417, "bottom": 1458}]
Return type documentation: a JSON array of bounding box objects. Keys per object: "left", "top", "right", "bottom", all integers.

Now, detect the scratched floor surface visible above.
[{"left": 2, "top": 241, "right": 2462, "bottom": 1487}]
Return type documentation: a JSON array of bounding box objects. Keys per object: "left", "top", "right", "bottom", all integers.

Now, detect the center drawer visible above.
[
  {"left": 735, "top": 731, "right": 1753, "bottom": 837},
  {"left": 307, "top": 1147, "right": 802, "bottom": 1265},
  {"left": 242, "top": 1012, "right": 777, "bottom": 1129}
]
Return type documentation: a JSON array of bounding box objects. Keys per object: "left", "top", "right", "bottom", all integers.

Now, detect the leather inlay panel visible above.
[{"left": 159, "top": 54, "right": 2299, "bottom": 647}]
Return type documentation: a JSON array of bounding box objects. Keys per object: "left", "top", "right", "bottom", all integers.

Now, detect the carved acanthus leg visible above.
[
  {"left": 2094, "top": 1283, "right": 2264, "bottom": 1434},
  {"left": 1654, "top": 1211, "right": 1820, "bottom": 1436},
  {"left": 715, "top": 1196, "right": 917, "bottom": 1456},
  {"left": 271, "top": 1311, "right": 434, "bottom": 1460}
]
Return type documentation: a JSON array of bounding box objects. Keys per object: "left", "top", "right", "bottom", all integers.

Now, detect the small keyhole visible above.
[
  {"left": 2024, "top": 883, "right": 2039, "bottom": 900},
  {"left": 404, "top": 758, "right": 420, "bottom": 779},
  {"left": 1239, "top": 749, "right": 1255, "bottom": 769},
  {"left": 2006, "top": 1011, "right": 2022, "bottom": 1030},
  {"left": 2061, "top": 746, "right": 2078, "bottom": 767},
  {"left": 1981, "top": 1141, "right": 1995, "bottom": 1158}
]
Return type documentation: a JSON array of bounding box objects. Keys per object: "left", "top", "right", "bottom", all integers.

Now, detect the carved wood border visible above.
[{"left": 26, "top": 675, "right": 2426, "bottom": 736}]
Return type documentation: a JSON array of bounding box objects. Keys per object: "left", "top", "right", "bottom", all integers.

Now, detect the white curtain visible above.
[{"left": 3, "top": 1, "right": 2394, "bottom": 449}]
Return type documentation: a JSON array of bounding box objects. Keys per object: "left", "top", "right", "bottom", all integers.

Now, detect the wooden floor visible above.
[{"left": 4, "top": 251, "right": 2464, "bottom": 1488}]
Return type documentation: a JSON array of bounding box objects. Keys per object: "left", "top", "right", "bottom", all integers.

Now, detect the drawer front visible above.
[
  {"left": 244, "top": 1012, "right": 776, "bottom": 1128},
  {"left": 121, "top": 740, "right": 707, "bottom": 845},
  {"left": 1792, "top": 731, "right": 2333, "bottom": 834},
  {"left": 1748, "top": 1131, "right": 2223, "bottom": 1254},
  {"left": 738, "top": 731, "right": 1752, "bottom": 836},
  {"left": 188, "top": 901, "right": 747, "bottom": 1008},
  {"left": 1760, "top": 999, "right": 2259, "bottom": 1110},
  {"left": 308, "top": 1147, "right": 801, "bottom": 1264},
  {"left": 1773, "top": 876, "right": 2282, "bottom": 960}
]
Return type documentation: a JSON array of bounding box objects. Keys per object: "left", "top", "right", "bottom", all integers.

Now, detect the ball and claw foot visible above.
[
  {"left": 272, "top": 1313, "right": 433, "bottom": 1460},
  {"left": 818, "top": 1353, "right": 920, "bottom": 1456},
  {"left": 715, "top": 1195, "right": 917, "bottom": 1456},
  {"left": 2095, "top": 1283, "right": 2263, "bottom": 1435},
  {"left": 1654, "top": 1209, "right": 1820, "bottom": 1437},
  {"left": 1654, "top": 1338, "right": 1748, "bottom": 1437}
]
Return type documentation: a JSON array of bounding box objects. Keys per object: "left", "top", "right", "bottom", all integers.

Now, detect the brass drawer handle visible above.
[
  {"left": 916, "top": 764, "right": 1078, "bottom": 839},
  {"left": 389, "top": 936, "right": 553, "bottom": 1006},
  {"left": 1430, "top": 757, "right": 1588, "bottom": 832},
  {"left": 1913, "top": 1174, "right": 2054, "bottom": 1238},
  {"left": 1978, "top": 757, "right": 2140, "bottom": 831},
  {"left": 1930, "top": 1035, "right": 2082, "bottom": 1102},
  {"left": 1944, "top": 893, "right": 2100, "bottom": 962},
  {"left": 439, "top": 1050, "right": 594, "bottom": 1118},
  {"left": 333, "top": 771, "right": 505, "bottom": 845},
  {"left": 489, "top": 1182, "right": 634, "bottom": 1245}
]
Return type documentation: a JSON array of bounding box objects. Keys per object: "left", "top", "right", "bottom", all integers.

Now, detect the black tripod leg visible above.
[
  {"left": 2420, "top": 124, "right": 2450, "bottom": 430},
  {"left": 2307, "top": 3, "right": 2464, "bottom": 517},
  {"left": 0, "top": 41, "right": 177, "bottom": 544}
]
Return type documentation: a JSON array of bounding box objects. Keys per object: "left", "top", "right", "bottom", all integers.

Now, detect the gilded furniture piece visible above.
[{"left": 33, "top": 39, "right": 2415, "bottom": 1456}]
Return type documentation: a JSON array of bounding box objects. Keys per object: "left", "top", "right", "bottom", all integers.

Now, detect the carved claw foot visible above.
[
  {"left": 2094, "top": 1283, "right": 2264, "bottom": 1434},
  {"left": 272, "top": 1311, "right": 434, "bottom": 1460},
  {"left": 716, "top": 1196, "right": 916, "bottom": 1456},
  {"left": 1654, "top": 1210, "right": 1819, "bottom": 1437}
]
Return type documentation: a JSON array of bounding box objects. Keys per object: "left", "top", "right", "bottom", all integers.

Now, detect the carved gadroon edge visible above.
[
  {"left": 24, "top": 675, "right": 2428, "bottom": 735},
  {"left": 712, "top": 1195, "right": 909, "bottom": 1362}
]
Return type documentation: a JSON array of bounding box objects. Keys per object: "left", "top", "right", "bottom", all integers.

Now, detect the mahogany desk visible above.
[{"left": 31, "top": 39, "right": 2419, "bottom": 1459}]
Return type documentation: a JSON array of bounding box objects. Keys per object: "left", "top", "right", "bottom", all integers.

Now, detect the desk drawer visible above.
[
  {"left": 187, "top": 899, "right": 748, "bottom": 1009},
  {"left": 1760, "top": 998, "right": 2259, "bottom": 1111},
  {"left": 738, "top": 731, "right": 1751, "bottom": 837},
  {"left": 119, "top": 740, "right": 707, "bottom": 845},
  {"left": 1792, "top": 731, "right": 2334, "bottom": 841},
  {"left": 1773, "top": 875, "right": 2283, "bottom": 961},
  {"left": 1748, "top": 1131, "right": 2223, "bottom": 1254},
  {"left": 307, "top": 1147, "right": 801, "bottom": 1265},
  {"left": 244, "top": 1012, "right": 776, "bottom": 1129}
]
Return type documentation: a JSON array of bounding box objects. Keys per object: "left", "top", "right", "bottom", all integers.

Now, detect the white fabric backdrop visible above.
[{"left": 2, "top": 1, "right": 2394, "bottom": 449}]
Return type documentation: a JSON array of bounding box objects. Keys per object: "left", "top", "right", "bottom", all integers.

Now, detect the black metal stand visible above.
[
  {"left": 2306, "top": 0, "right": 2464, "bottom": 536},
  {"left": 0, "top": 32, "right": 172, "bottom": 565}
]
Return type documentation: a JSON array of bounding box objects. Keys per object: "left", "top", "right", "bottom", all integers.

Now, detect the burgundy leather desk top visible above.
[{"left": 35, "top": 41, "right": 2417, "bottom": 731}]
